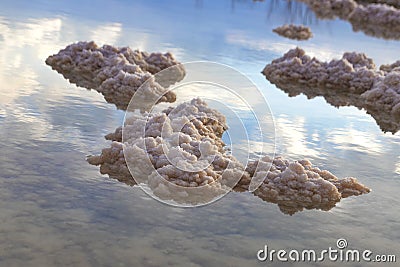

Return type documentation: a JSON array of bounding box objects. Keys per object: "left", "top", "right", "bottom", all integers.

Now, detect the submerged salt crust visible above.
[
  {"left": 48, "top": 42, "right": 370, "bottom": 213},
  {"left": 262, "top": 47, "right": 400, "bottom": 133},
  {"left": 296, "top": 0, "right": 400, "bottom": 40},
  {"left": 273, "top": 24, "right": 313, "bottom": 41}
]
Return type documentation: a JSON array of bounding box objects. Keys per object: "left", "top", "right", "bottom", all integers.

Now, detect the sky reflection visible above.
[{"left": 0, "top": 0, "right": 399, "bottom": 266}]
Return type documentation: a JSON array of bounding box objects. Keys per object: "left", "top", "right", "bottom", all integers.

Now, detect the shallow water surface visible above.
[{"left": 0, "top": 0, "right": 399, "bottom": 266}]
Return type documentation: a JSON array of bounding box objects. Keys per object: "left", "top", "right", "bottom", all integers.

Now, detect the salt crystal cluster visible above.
[
  {"left": 88, "top": 98, "right": 250, "bottom": 205},
  {"left": 296, "top": 0, "right": 400, "bottom": 40},
  {"left": 46, "top": 41, "right": 185, "bottom": 109},
  {"left": 380, "top": 60, "right": 400, "bottom": 72},
  {"left": 362, "top": 71, "right": 400, "bottom": 130},
  {"left": 263, "top": 47, "right": 376, "bottom": 94},
  {"left": 88, "top": 95, "right": 371, "bottom": 209},
  {"left": 246, "top": 156, "right": 370, "bottom": 215},
  {"left": 262, "top": 47, "right": 400, "bottom": 133},
  {"left": 297, "top": 0, "right": 357, "bottom": 19},
  {"left": 358, "top": 0, "right": 400, "bottom": 8},
  {"left": 87, "top": 141, "right": 134, "bottom": 186},
  {"left": 49, "top": 42, "right": 371, "bottom": 212},
  {"left": 349, "top": 4, "right": 400, "bottom": 39},
  {"left": 88, "top": 96, "right": 370, "bottom": 210},
  {"left": 273, "top": 24, "right": 313, "bottom": 41}
]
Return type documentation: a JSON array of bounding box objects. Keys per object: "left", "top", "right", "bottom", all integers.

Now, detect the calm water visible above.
[{"left": 0, "top": 0, "right": 399, "bottom": 266}]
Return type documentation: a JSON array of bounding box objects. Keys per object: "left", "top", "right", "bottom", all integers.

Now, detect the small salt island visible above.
[
  {"left": 46, "top": 41, "right": 185, "bottom": 110},
  {"left": 273, "top": 24, "right": 313, "bottom": 41},
  {"left": 296, "top": 0, "right": 400, "bottom": 40},
  {"left": 262, "top": 47, "right": 400, "bottom": 133}
]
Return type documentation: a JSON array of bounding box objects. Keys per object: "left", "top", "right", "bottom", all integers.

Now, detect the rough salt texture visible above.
[
  {"left": 273, "top": 24, "right": 313, "bottom": 41},
  {"left": 296, "top": 0, "right": 400, "bottom": 40},
  {"left": 88, "top": 98, "right": 250, "bottom": 204},
  {"left": 263, "top": 47, "right": 377, "bottom": 94},
  {"left": 88, "top": 97, "right": 370, "bottom": 211},
  {"left": 262, "top": 47, "right": 400, "bottom": 133},
  {"left": 297, "top": 0, "right": 357, "bottom": 19},
  {"left": 362, "top": 71, "right": 400, "bottom": 129},
  {"left": 380, "top": 60, "right": 400, "bottom": 73},
  {"left": 46, "top": 41, "right": 185, "bottom": 109},
  {"left": 357, "top": 0, "right": 400, "bottom": 8},
  {"left": 349, "top": 4, "right": 400, "bottom": 39},
  {"left": 87, "top": 141, "right": 134, "bottom": 186},
  {"left": 246, "top": 156, "right": 370, "bottom": 215}
]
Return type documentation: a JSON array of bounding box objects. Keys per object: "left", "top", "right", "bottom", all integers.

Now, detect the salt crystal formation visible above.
[
  {"left": 87, "top": 138, "right": 135, "bottom": 186},
  {"left": 88, "top": 98, "right": 250, "bottom": 205},
  {"left": 262, "top": 47, "right": 400, "bottom": 133},
  {"left": 349, "top": 4, "right": 400, "bottom": 40},
  {"left": 88, "top": 97, "right": 370, "bottom": 211},
  {"left": 273, "top": 24, "right": 313, "bottom": 41},
  {"left": 46, "top": 41, "right": 185, "bottom": 109},
  {"left": 358, "top": 0, "right": 400, "bottom": 9},
  {"left": 296, "top": 0, "right": 400, "bottom": 40},
  {"left": 297, "top": 0, "right": 357, "bottom": 19},
  {"left": 246, "top": 156, "right": 370, "bottom": 215},
  {"left": 263, "top": 47, "right": 376, "bottom": 94},
  {"left": 362, "top": 72, "right": 400, "bottom": 131},
  {"left": 50, "top": 42, "right": 371, "bottom": 212}
]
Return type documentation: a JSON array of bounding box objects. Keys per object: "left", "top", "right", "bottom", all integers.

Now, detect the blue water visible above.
[{"left": 0, "top": 0, "right": 399, "bottom": 266}]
